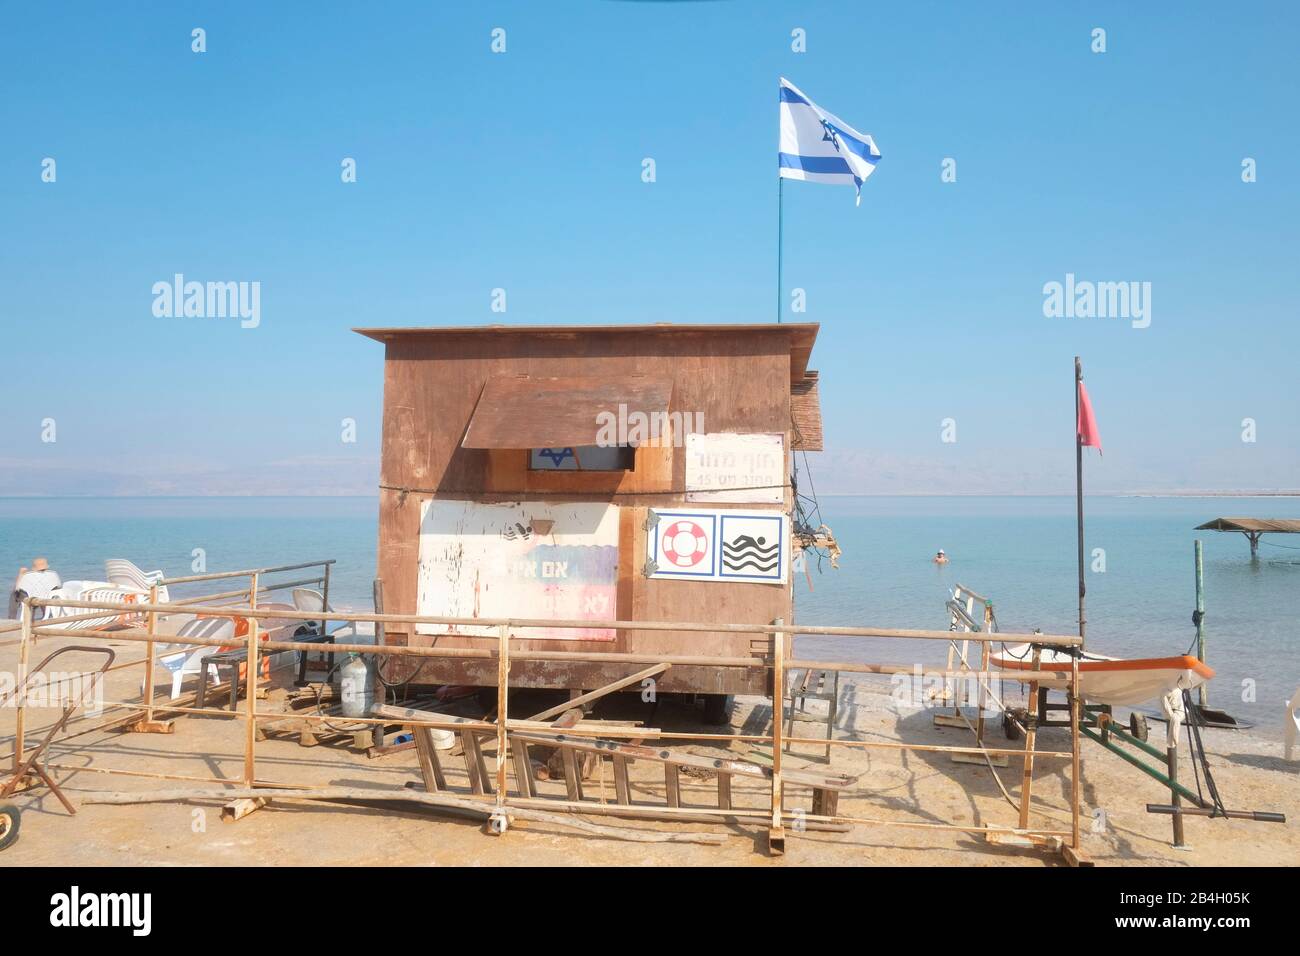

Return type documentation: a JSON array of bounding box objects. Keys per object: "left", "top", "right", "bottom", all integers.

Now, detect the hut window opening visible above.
[{"left": 529, "top": 445, "right": 635, "bottom": 471}]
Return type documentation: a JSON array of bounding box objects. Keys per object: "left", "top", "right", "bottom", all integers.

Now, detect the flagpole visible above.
[
  {"left": 1075, "top": 355, "right": 1086, "bottom": 649},
  {"left": 776, "top": 176, "right": 784, "bottom": 324}
]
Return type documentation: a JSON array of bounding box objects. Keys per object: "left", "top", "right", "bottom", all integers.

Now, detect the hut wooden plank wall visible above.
[{"left": 355, "top": 323, "right": 822, "bottom": 697}]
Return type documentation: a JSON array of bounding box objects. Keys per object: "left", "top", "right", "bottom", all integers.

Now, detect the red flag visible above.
[{"left": 1077, "top": 378, "right": 1102, "bottom": 454}]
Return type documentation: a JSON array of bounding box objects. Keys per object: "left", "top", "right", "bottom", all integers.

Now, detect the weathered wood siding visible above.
[{"left": 372, "top": 327, "right": 804, "bottom": 695}]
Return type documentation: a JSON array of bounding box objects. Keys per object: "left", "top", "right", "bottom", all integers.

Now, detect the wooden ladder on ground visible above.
[{"left": 372, "top": 703, "right": 856, "bottom": 828}]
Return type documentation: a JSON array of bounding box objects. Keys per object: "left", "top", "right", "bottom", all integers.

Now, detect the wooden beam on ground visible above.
[
  {"left": 125, "top": 718, "right": 176, "bottom": 735},
  {"left": 222, "top": 796, "right": 270, "bottom": 822},
  {"left": 83, "top": 787, "right": 724, "bottom": 846},
  {"left": 371, "top": 703, "right": 658, "bottom": 739}
]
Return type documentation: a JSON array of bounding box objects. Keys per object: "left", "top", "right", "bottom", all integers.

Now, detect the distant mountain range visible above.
[{"left": 0, "top": 449, "right": 1294, "bottom": 498}]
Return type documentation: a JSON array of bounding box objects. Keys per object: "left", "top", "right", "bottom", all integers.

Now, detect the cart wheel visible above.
[
  {"left": 0, "top": 804, "right": 19, "bottom": 852},
  {"left": 1129, "top": 712, "right": 1149, "bottom": 742},
  {"left": 1003, "top": 712, "right": 1023, "bottom": 741}
]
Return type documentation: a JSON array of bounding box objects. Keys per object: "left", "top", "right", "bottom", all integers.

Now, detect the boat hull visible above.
[{"left": 991, "top": 644, "right": 1214, "bottom": 707}]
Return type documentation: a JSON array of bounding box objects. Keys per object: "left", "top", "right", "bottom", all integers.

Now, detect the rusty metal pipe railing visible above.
[
  {"left": 9, "top": 586, "right": 1085, "bottom": 859},
  {"left": 31, "top": 597, "right": 1083, "bottom": 646}
]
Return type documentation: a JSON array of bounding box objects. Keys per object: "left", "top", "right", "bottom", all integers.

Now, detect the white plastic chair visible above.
[
  {"left": 292, "top": 587, "right": 328, "bottom": 613},
  {"left": 292, "top": 587, "right": 374, "bottom": 643},
  {"left": 1285, "top": 687, "right": 1300, "bottom": 762},
  {"left": 153, "top": 617, "right": 235, "bottom": 700},
  {"left": 104, "top": 559, "right": 170, "bottom": 602}
]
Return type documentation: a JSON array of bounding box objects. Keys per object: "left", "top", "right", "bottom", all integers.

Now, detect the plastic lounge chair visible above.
[
  {"left": 152, "top": 617, "right": 235, "bottom": 700},
  {"left": 104, "top": 559, "right": 170, "bottom": 603},
  {"left": 38, "top": 582, "right": 149, "bottom": 631},
  {"left": 1286, "top": 687, "right": 1300, "bottom": 762}
]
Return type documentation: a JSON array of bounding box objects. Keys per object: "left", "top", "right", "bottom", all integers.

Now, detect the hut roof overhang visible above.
[
  {"left": 462, "top": 375, "right": 673, "bottom": 449},
  {"left": 353, "top": 323, "right": 820, "bottom": 382}
]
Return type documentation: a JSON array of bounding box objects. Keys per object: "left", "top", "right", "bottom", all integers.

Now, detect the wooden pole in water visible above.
[{"left": 1194, "top": 539, "right": 1207, "bottom": 708}]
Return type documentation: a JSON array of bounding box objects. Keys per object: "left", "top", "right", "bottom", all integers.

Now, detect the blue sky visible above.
[{"left": 2, "top": 1, "right": 1296, "bottom": 495}]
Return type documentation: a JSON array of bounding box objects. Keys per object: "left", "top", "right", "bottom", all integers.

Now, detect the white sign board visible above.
[
  {"left": 646, "top": 507, "right": 788, "bottom": 585},
  {"left": 417, "top": 500, "right": 619, "bottom": 640},
  {"left": 685, "top": 432, "right": 785, "bottom": 504}
]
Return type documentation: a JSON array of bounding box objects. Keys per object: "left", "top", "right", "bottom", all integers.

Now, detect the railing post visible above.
[
  {"left": 974, "top": 599, "right": 992, "bottom": 744},
  {"left": 496, "top": 623, "right": 510, "bottom": 807},
  {"left": 143, "top": 584, "right": 158, "bottom": 724},
  {"left": 1018, "top": 645, "right": 1042, "bottom": 829},
  {"left": 13, "top": 601, "right": 32, "bottom": 772},
  {"left": 244, "top": 572, "right": 260, "bottom": 786},
  {"left": 1070, "top": 650, "right": 1081, "bottom": 849},
  {"left": 371, "top": 577, "right": 386, "bottom": 703},
  {"left": 320, "top": 561, "right": 332, "bottom": 646},
  {"left": 769, "top": 617, "right": 786, "bottom": 855}
]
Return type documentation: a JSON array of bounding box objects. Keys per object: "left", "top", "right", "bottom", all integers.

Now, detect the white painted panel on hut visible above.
[
  {"left": 416, "top": 500, "right": 619, "bottom": 640},
  {"left": 646, "top": 507, "right": 788, "bottom": 585},
  {"left": 685, "top": 433, "right": 784, "bottom": 503}
]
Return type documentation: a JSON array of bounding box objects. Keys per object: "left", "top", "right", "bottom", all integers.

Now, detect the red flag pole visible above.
[{"left": 1075, "top": 356, "right": 1086, "bottom": 649}]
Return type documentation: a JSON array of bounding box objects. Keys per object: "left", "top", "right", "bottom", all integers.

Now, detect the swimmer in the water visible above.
[{"left": 933, "top": 549, "right": 949, "bottom": 565}]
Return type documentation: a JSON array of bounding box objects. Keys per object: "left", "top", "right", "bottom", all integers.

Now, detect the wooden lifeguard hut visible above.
[{"left": 355, "top": 323, "right": 824, "bottom": 718}]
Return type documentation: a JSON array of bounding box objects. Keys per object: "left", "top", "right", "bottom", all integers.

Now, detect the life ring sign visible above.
[
  {"left": 650, "top": 512, "right": 717, "bottom": 578},
  {"left": 663, "top": 520, "right": 710, "bottom": 567}
]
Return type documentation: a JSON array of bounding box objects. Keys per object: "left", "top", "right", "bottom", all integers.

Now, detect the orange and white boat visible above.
[{"left": 992, "top": 644, "right": 1214, "bottom": 707}]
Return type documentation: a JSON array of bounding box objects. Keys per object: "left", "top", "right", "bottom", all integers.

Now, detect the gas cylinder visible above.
[{"left": 339, "top": 653, "right": 374, "bottom": 718}]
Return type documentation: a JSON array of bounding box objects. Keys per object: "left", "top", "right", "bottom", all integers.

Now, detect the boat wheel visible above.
[
  {"left": 1129, "top": 712, "right": 1149, "bottom": 742},
  {"left": 0, "top": 804, "right": 19, "bottom": 852}
]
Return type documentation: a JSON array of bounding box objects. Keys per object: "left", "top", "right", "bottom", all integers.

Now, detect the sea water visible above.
[{"left": 2, "top": 495, "right": 1295, "bottom": 737}]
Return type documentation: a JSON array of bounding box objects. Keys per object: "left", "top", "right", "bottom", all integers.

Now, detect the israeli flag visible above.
[{"left": 779, "top": 77, "right": 881, "bottom": 205}]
